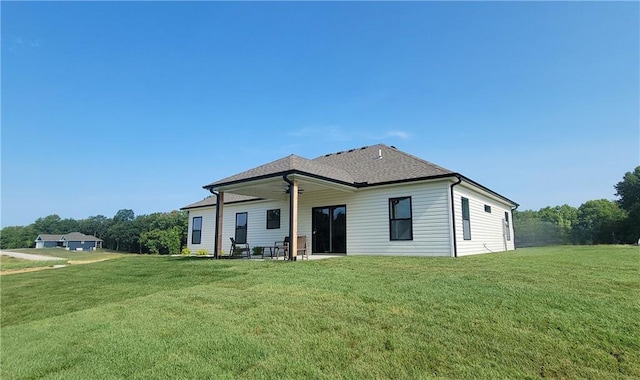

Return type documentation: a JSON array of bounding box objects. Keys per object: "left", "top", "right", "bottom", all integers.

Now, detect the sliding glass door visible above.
[{"left": 312, "top": 205, "right": 346, "bottom": 254}]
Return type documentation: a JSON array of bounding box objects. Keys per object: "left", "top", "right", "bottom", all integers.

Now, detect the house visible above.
[
  {"left": 182, "top": 144, "right": 517, "bottom": 259},
  {"left": 35, "top": 232, "right": 103, "bottom": 251}
]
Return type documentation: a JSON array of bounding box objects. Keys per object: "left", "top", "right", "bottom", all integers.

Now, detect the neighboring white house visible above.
[{"left": 182, "top": 144, "right": 517, "bottom": 258}]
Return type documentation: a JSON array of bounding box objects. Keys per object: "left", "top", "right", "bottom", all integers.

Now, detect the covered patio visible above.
[{"left": 203, "top": 154, "right": 356, "bottom": 260}]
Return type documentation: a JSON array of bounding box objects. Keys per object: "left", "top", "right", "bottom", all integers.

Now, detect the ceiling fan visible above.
[{"left": 273, "top": 186, "right": 304, "bottom": 195}]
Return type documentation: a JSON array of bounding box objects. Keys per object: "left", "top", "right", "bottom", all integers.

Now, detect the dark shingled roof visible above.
[
  {"left": 37, "top": 234, "right": 64, "bottom": 242},
  {"left": 63, "top": 232, "right": 103, "bottom": 242},
  {"left": 186, "top": 144, "right": 516, "bottom": 209},
  {"left": 36, "top": 233, "right": 102, "bottom": 242},
  {"left": 311, "top": 144, "right": 453, "bottom": 185},
  {"left": 204, "top": 154, "right": 355, "bottom": 188},
  {"left": 204, "top": 144, "right": 453, "bottom": 189}
]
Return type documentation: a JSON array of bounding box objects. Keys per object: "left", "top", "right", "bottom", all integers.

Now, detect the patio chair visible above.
[
  {"left": 229, "top": 237, "right": 250, "bottom": 259},
  {"left": 274, "top": 238, "right": 288, "bottom": 260},
  {"left": 297, "top": 235, "right": 308, "bottom": 260}
]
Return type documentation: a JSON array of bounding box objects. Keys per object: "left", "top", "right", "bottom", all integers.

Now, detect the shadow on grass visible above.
[
  {"left": 169, "top": 256, "right": 260, "bottom": 262},
  {"left": 0, "top": 256, "right": 241, "bottom": 327}
]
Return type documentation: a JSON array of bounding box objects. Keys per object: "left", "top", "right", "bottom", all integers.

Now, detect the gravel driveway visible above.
[{"left": 0, "top": 250, "right": 65, "bottom": 261}]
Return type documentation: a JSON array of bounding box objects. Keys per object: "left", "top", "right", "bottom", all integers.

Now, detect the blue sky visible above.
[{"left": 2, "top": 1, "right": 638, "bottom": 227}]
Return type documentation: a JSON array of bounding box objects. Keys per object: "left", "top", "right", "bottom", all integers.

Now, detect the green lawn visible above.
[
  {"left": 0, "top": 256, "right": 66, "bottom": 271},
  {"left": 1, "top": 246, "right": 638, "bottom": 379}
]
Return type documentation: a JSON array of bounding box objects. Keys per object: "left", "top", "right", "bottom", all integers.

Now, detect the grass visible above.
[
  {"left": 0, "top": 256, "right": 66, "bottom": 271},
  {"left": 1, "top": 246, "right": 638, "bottom": 379},
  {"left": 1, "top": 248, "right": 124, "bottom": 273}
]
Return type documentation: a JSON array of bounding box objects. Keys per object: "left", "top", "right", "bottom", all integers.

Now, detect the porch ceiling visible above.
[{"left": 216, "top": 174, "right": 355, "bottom": 201}]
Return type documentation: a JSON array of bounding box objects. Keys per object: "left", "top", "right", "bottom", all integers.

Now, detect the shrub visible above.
[
  {"left": 252, "top": 246, "right": 264, "bottom": 256},
  {"left": 181, "top": 248, "right": 192, "bottom": 256},
  {"left": 196, "top": 249, "right": 209, "bottom": 256}
]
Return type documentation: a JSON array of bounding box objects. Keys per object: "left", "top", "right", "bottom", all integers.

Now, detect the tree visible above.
[
  {"left": 0, "top": 225, "right": 36, "bottom": 249},
  {"left": 513, "top": 209, "right": 568, "bottom": 247},
  {"left": 78, "top": 215, "right": 111, "bottom": 239},
  {"left": 113, "top": 209, "right": 135, "bottom": 223},
  {"left": 573, "top": 199, "right": 627, "bottom": 244},
  {"left": 107, "top": 209, "right": 137, "bottom": 251},
  {"left": 106, "top": 221, "right": 138, "bottom": 252},
  {"left": 538, "top": 204, "right": 578, "bottom": 244},
  {"left": 614, "top": 166, "right": 640, "bottom": 243},
  {"left": 140, "top": 227, "right": 181, "bottom": 255},
  {"left": 32, "top": 214, "right": 63, "bottom": 234},
  {"left": 136, "top": 211, "right": 188, "bottom": 254},
  {"left": 58, "top": 218, "right": 80, "bottom": 233}
]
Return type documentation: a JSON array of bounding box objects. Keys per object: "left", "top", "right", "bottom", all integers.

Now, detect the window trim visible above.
[
  {"left": 462, "top": 197, "right": 471, "bottom": 240},
  {"left": 505, "top": 212, "right": 511, "bottom": 241},
  {"left": 192, "top": 216, "right": 202, "bottom": 245},
  {"left": 235, "top": 212, "right": 248, "bottom": 244},
  {"left": 266, "top": 209, "right": 281, "bottom": 230},
  {"left": 389, "top": 196, "right": 413, "bottom": 241},
  {"left": 484, "top": 205, "right": 492, "bottom": 213}
]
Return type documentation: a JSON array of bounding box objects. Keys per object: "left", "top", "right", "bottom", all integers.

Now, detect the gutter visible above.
[
  {"left": 208, "top": 189, "right": 221, "bottom": 259},
  {"left": 450, "top": 174, "right": 463, "bottom": 258},
  {"left": 510, "top": 204, "right": 518, "bottom": 250},
  {"left": 283, "top": 174, "right": 294, "bottom": 261},
  {"left": 203, "top": 169, "right": 355, "bottom": 192}
]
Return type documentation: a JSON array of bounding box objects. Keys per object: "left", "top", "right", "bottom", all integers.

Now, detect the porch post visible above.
[
  {"left": 290, "top": 180, "right": 299, "bottom": 261},
  {"left": 215, "top": 191, "right": 224, "bottom": 258}
]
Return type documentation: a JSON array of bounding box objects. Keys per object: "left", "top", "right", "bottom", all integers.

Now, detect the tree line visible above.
[
  {"left": 1, "top": 167, "right": 638, "bottom": 252},
  {"left": 0, "top": 209, "right": 187, "bottom": 254},
  {"left": 514, "top": 166, "right": 639, "bottom": 247}
]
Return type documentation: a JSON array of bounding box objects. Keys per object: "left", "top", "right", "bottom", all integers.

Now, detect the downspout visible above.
[
  {"left": 209, "top": 189, "right": 221, "bottom": 259},
  {"left": 450, "top": 174, "right": 463, "bottom": 258},
  {"left": 283, "top": 173, "right": 294, "bottom": 261},
  {"left": 510, "top": 205, "right": 518, "bottom": 250}
]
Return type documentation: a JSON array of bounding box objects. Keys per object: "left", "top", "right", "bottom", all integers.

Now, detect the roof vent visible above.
[
  {"left": 348, "top": 149, "right": 354, "bottom": 152},
  {"left": 360, "top": 146, "right": 367, "bottom": 150},
  {"left": 336, "top": 151, "right": 343, "bottom": 155},
  {"left": 376, "top": 149, "right": 383, "bottom": 160}
]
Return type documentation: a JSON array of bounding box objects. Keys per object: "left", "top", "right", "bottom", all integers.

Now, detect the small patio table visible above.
[{"left": 256, "top": 245, "right": 280, "bottom": 259}]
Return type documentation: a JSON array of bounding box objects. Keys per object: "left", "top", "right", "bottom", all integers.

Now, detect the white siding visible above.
[
  {"left": 186, "top": 208, "right": 216, "bottom": 254},
  {"left": 220, "top": 199, "right": 290, "bottom": 253},
  {"left": 187, "top": 180, "right": 501, "bottom": 257},
  {"left": 283, "top": 181, "right": 451, "bottom": 256},
  {"left": 187, "top": 199, "right": 290, "bottom": 255},
  {"left": 191, "top": 180, "right": 453, "bottom": 257},
  {"left": 333, "top": 181, "right": 451, "bottom": 256},
  {"left": 453, "top": 184, "right": 516, "bottom": 256}
]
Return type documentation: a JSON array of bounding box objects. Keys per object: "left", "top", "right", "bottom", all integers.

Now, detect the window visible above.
[
  {"left": 389, "top": 197, "right": 413, "bottom": 240},
  {"left": 484, "top": 205, "right": 492, "bottom": 213},
  {"left": 505, "top": 212, "right": 511, "bottom": 241},
  {"left": 235, "top": 212, "right": 248, "bottom": 244},
  {"left": 192, "top": 217, "right": 202, "bottom": 244},
  {"left": 266, "top": 209, "right": 280, "bottom": 229},
  {"left": 462, "top": 197, "right": 471, "bottom": 240}
]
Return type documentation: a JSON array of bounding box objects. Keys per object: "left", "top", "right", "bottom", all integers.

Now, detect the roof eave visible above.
[
  {"left": 457, "top": 174, "right": 519, "bottom": 207},
  {"left": 355, "top": 173, "right": 457, "bottom": 188},
  {"left": 203, "top": 169, "right": 356, "bottom": 192},
  {"left": 356, "top": 173, "right": 518, "bottom": 207},
  {"left": 180, "top": 197, "right": 265, "bottom": 211}
]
